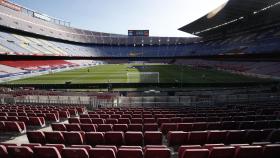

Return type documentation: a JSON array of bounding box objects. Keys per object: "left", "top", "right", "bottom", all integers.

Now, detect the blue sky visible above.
[{"left": 10, "top": 0, "right": 228, "bottom": 37}]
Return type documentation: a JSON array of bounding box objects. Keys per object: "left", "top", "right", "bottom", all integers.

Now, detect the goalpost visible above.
[{"left": 127, "top": 72, "right": 160, "bottom": 83}]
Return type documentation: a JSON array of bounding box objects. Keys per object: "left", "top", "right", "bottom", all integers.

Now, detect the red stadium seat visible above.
[
  {"left": 181, "top": 149, "right": 209, "bottom": 158},
  {"left": 207, "top": 131, "right": 227, "bottom": 144},
  {"left": 44, "top": 131, "right": 65, "bottom": 144},
  {"left": 208, "top": 146, "right": 235, "bottom": 158},
  {"left": 105, "top": 131, "right": 125, "bottom": 146},
  {"left": 177, "top": 123, "right": 193, "bottom": 132},
  {"left": 63, "top": 131, "right": 84, "bottom": 145},
  {"left": 68, "top": 118, "right": 80, "bottom": 124},
  {"left": 234, "top": 146, "right": 263, "bottom": 158},
  {"left": 144, "top": 131, "right": 163, "bottom": 145},
  {"left": 7, "top": 146, "right": 33, "bottom": 158},
  {"left": 144, "top": 148, "right": 171, "bottom": 158},
  {"left": 113, "top": 124, "right": 128, "bottom": 132},
  {"left": 125, "top": 131, "right": 143, "bottom": 146},
  {"left": 128, "top": 124, "right": 143, "bottom": 131},
  {"left": 65, "top": 124, "right": 81, "bottom": 131},
  {"left": 62, "top": 148, "right": 89, "bottom": 158},
  {"left": 21, "top": 143, "right": 41, "bottom": 149},
  {"left": 0, "top": 145, "right": 8, "bottom": 158},
  {"left": 51, "top": 123, "right": 66, "bottom": 131},
  {"left": 192, "top": 122, "right": 207, "bottom": 131},
  {"left": 98, "top": 124, "right": 113, "bottom": 132},
  {"left": 263, "top": 144, "right": 280, "bottom": 158},
  {"left": 33, "top": 146, "right": 61, "bottom": 158},
  {"left": 143, "top": 124, "right": 158, "bottom": 131},
  {"left": 85, "top": 132, "right": 105, "bottom": 146},
  {"left": 118, "top": 148, "right": 143, "bottom": 158},
  {"left": 225, "top": 130, "right": 246, "bottom": 144},
  {"left": 29, "top": 117, "right": 45, "bottom": 127},
  {"left": 27, "top": 131, "right": 46, "bottom": 144},
  {"left": 178, "top": 145, "right": 202, "bottom": 158},
  {"left": 188, "top": 131, "right": 208, "bottom": 145},
  {"left": 89, "top": 148, "right": 116, "bottom": 158},
  {"left": 80, "top": 124, "right": 97, "bottom": 132},
  {"left": 160, "top": 123, "right": 178, "bottom": 135},
  {"left": 45, "top": 144, "right": 65, "bottom": 154},
  {"left": 167, "top": 131, "right": 188, "bottom": 146},
  {"left": 106, "top": 118, "right": 118, "bottom": 124},
  {"left": 70, "top": 145, "right": 92, "bottom": 151},
  {"left": 118, "top": 118, "right": 131, "bottom": 124},
  {"left": 80, "top": 118, "right": 92, "bottom": 124}
]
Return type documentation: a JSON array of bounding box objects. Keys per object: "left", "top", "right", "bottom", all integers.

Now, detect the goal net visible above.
[{"left": 127, "top": 72, "right": 160, "bottom": 83}]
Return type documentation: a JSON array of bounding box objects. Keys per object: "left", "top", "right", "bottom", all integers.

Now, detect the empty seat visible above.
[
  {"left": 181, "top": 149, "right": 209, "bottom": 158},
  {"left": 207, "top": 131, "right": 227, "bottom": 144},
  {"left": 98, "top": 124, "right": 113, "bottom": 132},
  {"left": 80, "top": 124, "right": 97, "bottom": 132},
  {"left": 44, "top": 131, "right": 65, "bottom": 144},
  {"left": 239, "top": 121, "right": 255, "bottom": 130},
  {"left": 85, "top": 132, "right": 105, "bottom": 146},
  {"left": 91, "top": 118, "right": 105, "bottom": 124},
  {"left": 45, "top": 144, "right": 66, "bottom": 154},
  {"left": 207, "top": 122, "right": 221, "bottom": 130},
  {"left": 144, "top": 148, "right": 171, "bottom": 158},
  {"left": 5, "top": 121, "right": 25, "bottom": 133},
  {"left": 68, "top": 118, "right": 80, "bottom": 124},
  {"left": 7, "top": 146, "right": 33, "bottom": 158},
  {"left": 128, "top": 124, "right": 143, "bottom": 131},
  {"left": 65, "top": 124, "right": 81, "bottom": 131},
  {"left": 113, "top": 124, "right": 128, "bottom": 132},
  {"left": 208, "top": 146, "right": 235, "bottom": 158},
  {"left": 125, "top": 132, "right": 143, "bottom": 146},
  {"left": 105, "top": 131, "right": 124, "bottom": 146},
  {"left": 222, "top": 121, "right": 238, "bottom": 130},
  {"left": 263, "top": 144, "right": 280, "bottom": 158},
  {"left": 160, "top": 123, "right": 178, "bottom": 135},
  {"left": 0, "top": 145, "right": 8, "bottom": 158},
  {"left": 234, "top": 146, "right": 262, "bottom": 158},
  {"left": 59, "top": 111, "right": 70, "bottom": 119},
  {"left": 33, "top": 146, "right": 61, "bottom": 158},
  {"left": 118, "top": 148, "right": 143, "bottom": 158},
  {"left": 95, "top": 145, "right": 118, "bottom": 153},
  {"left": 192, "top": 122, "right": 207, "bottom": 131},
  {"left": 144, "top": 131, "right": 162, "bottom": 145},
  {"left": 245, "top": 130, "right": 265, "bottom": 144},
  {"left": 143, "top": 118, "right": 156, "bottom": 124},
  {"left": 51, "top": 123, "right": 66, "bottom": 131},
  {"left": 130, "top": 118, "right": 143, "bottom": 124},
  {"left": 177, "top": 123, "right": 193, "bottom": 132},
  {"left": 27, "top": 131, "right": 46, "bottom": 144},
  {"left": 167, "top": 131, "right": 188, "bottom": 146},
  {"left": 178, "top": 145, "right": 202, "bottom": 158},
  {"left": 106, "top": 119, "right": 118, "bottom": 124},
  {"left": 143, "top": 124, "right": 158, "bottom": 131},
  {"left": 80, "top": 118, "right": 92, "bottom": 124},
  {"left": 188, "top": 131, "right": 208, "bottom": 145},
  {"left": 63, "top": 131, "right": 84, "bottom": 145},
  {"left": 62, "top": 148, "right": 89, "bottom": 158},
  {"left": 29, "top": 117, "right": 45, "bottom": 127},
  {"left": 269, "top": 130, "right": 280, "bottom": 143},
  {"left": 118, "top": 118, "right": 131, "bottom": 124},
  {"left": 89, "top": 148, "right": 116, "bottom": 158},
  {"left": 45, "top": 113, "right": 59, "bottom": 122},
  {"left": 225, "top": 130, "right": 246, "bottom": 144}
]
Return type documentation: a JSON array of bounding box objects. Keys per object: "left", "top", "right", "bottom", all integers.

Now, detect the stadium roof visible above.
[{"left": 179, "top": 0, "right": 280, "bottom": 36}]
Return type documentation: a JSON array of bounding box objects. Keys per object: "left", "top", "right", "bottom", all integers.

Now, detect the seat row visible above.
[
  {"left": 167, "top": 129, "right": 280, "bottom": 146},
  {"left": 0, "top": 110, "right": 71, "bottom": 119},
  {"left": 160, "top": 120, "right": 280, "bottom": 134},
  {"left": 0, "top": 116, "right": 45, "bottom": 127},
  {"left": 178, "top": 144, "right": 280, "bottom": 158},
  {"left": 0, "top": 144, "right": 171, "bottom": 158},
  {"left": 80, "top": 113, "right": 278, "bottom": 121},
  {"left": 52, "top": 123, "right": 158, "bottom": 132},
  {"left": 0, "top": 112, "right": 60, "bottom": 122},
  {"left": 69, "top": 116, "right": 279, "bottom": 126},
  {"left": 27, "top": 131, "right": 163, "bottom": 146},
  {"left": 0, "top": 121, "right": 26, "bottom": 133}
]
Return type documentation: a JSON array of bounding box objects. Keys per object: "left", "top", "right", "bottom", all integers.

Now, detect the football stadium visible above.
[{"left": 0, "top": 0, "right": 280, "bottom": 158}]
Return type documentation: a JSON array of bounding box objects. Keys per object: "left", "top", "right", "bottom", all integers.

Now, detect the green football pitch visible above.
[{"left": 6, "top": 64, "right": 271, "bottom": 84}]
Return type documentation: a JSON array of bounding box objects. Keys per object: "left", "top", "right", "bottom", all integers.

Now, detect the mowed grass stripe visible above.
[{"left": 6, "top": 64, "right": 271, "bottom": 84}]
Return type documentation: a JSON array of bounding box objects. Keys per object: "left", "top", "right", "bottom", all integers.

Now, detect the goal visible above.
[{"left": 127, "top": 72, "right": 160, "bottom": 83}]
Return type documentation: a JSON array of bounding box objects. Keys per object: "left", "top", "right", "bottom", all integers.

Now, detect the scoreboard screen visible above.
[{"left": 128, "top": 30, "right": 149, "bottom": 37}]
